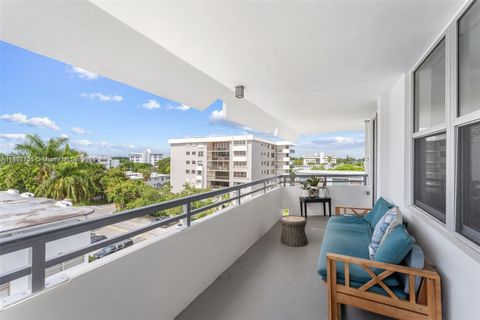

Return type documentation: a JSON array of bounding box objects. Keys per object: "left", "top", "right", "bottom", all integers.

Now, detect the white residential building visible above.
[
  {"left": 91, "top": 156, "right": 120, "bottom": 169},
  {"left": 168, "top": 135, "right": 293, "bottom": 192},
  {"left": 125, "top": 171, "right": 170, "bottom": 188},
  {"left": 129, "top": 149, "right": 163, "bottom": 166},
  {"left": 302, "top": 153, "right": 336, "bottom": 166}
]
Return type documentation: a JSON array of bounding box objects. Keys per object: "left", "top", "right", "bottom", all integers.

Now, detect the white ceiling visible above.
[
  {"left": 92, "top": 0, "right": 465, "bottom": 134},
  {"left": 1, "top": 1, "right": 466, "bottom": 140}
]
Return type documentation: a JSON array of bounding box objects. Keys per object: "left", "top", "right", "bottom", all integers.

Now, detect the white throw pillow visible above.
[{"left": 368, "top": 207, "right": 403, "bottom": 259}]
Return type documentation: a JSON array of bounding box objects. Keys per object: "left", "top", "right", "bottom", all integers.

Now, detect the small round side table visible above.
[{"left": 280, "top": 216, "right": 308, "bottom": 247}]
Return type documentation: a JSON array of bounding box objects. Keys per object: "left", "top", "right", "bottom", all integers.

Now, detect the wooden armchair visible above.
[{"left": 326, "top": 253, "right": 442, "bottom": 320}]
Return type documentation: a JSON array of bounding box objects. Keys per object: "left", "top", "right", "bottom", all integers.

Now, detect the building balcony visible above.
[
  {"left": 1, "top": 1, "right": 479, "bottom": 319},
  {"left": 0, "top": 175, "right": 373, "bottom": 319}
]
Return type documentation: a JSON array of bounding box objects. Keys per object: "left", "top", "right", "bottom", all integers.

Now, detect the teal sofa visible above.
[{"left": 317, "top": 197, "right": 413, "bottom": 298}]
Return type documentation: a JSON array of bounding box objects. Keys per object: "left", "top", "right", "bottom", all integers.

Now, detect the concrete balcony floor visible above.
[{"left": 177, "top": 216, "right": 389, "bottom": 320}]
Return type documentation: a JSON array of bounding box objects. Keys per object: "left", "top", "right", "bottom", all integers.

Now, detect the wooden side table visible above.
[{"left": 299, "top": 196, "right": 332, "bottom": 219}]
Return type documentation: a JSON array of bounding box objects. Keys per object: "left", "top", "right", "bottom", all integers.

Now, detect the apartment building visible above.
[
  {"left": 129, "top": 149, "right": 163, "bottom": 166},
  {"left": 90, "top": 156, "right": 120, "bottom": 169},
  {"left": 125, "top": 171, "right": 170, "bottom": 188},
  {"left": 168, "top": 135, "right": 293, "bottom": 192},
  {"left": 302, "top": 152, "right": 337, "bottom": 166}
]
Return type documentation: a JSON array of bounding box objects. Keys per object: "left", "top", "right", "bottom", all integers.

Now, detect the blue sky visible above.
[{"left": 0, "top": 41, "right": 364, "bottom": 158}]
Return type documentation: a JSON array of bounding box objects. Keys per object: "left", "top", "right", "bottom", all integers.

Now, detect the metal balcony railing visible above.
[
  {"left": 0, "top": 175, "right": 285, "bottom": 294},
  {"left": 0, "top": 173, "right": 368, "bottom": 296},
  {"left": 292, "top": 173, "right": 368, "bottom": 186}
]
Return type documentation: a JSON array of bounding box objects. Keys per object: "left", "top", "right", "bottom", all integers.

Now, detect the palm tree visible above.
[
  {"left": 15, "top": 134, "right": 69, "bottom": 158},
  {"left": 36, "top": 162, "right": 99, "bottom": 203},
  {"left": 141, "top": 169, "right": 151, "bottom": 182}
]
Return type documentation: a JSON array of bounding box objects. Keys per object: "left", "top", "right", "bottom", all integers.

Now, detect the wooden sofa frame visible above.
[{"left": 326, "top": 206, "right": 442, "bottom": 320}]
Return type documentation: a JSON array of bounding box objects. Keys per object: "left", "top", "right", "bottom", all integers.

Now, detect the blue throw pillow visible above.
[
  {"left": 374, "top": 225, "right": 413, "bottom": 268},
  {"left": 402, "top": 244, "right": 424, "bottom": 295},
  {"left": 362, "top": 197, "right": 389, "bottom": 225},
  {"left": 370, "top": 198, "right": 394, "bottom": 228},
  {"left": 369, "top": 207, "right": 402, "bottom": 259}
]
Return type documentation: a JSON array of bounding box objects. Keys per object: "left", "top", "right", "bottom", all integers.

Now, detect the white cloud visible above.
[
  {"left": 0, "top": 133, "right": 27, "bottom": 140},
  {"left": 175, "top": 104, "right": 191, "bottom": 111},
  {"left": 80, "top": 92, "right": 123, "bottom": 102},
  {"left": 71, "top": 127, "right": 90, "bottom": 135},
  {"left": 142, "top": 99, "right": 160, "bottom": 110},
  {"left": 75, "top": 139, "right": 93, "bottom": 146},
  {"left": 166, "top": 104, "right": 190, "bottom": 111},
  {"left": 60, "top": 134, "right": 69, "bottom": 139},
  {"left": 70, "top": 139, "right": 140, "bottom": 155},
  {"left": 209, "top": 107, "right": 227, "bottom": 123},
  {"left": 312, "top": 136, "right": 364, "bottom": 146},
  {"left": 0, "top": 113, "right": 60, "bottom": 130},
  {"left": 68, "top": 66, "right": 99, "bottom": 80}
]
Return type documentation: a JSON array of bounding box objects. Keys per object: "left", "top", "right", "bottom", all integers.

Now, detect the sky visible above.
[{"left": 0, "top": 41, "right": 365, "bottom": 158}]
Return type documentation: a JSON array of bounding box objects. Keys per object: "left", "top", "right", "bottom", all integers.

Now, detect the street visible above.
[{"left": 86, "top": 203, "right": 179, "bottom": 244}]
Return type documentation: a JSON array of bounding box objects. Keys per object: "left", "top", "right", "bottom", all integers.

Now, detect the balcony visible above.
[
  {"left": 0, "top": 176, "right": 372, "bottom": 319},
  {"left": 1, "top": 1, "right": 479, "bottom": 319}
]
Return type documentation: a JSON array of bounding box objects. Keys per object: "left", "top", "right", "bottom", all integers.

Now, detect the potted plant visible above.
[
  {"left": 300, "top": 181, "right": 310, "bottom": 197},
  {"left": 305, "top": 176, "right": 321, "bottom": 198}
]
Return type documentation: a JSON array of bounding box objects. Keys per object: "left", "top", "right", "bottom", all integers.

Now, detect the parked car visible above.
[
  {"left": 92, "top": 239, "right": 134, "bottom": 260},
  {"left": 93, "top": 244, "right": 117, "bottom": 259}
]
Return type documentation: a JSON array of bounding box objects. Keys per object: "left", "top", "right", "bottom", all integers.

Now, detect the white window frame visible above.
[{"left": 406, "top": 0, "right": 480, "bottom": 255}]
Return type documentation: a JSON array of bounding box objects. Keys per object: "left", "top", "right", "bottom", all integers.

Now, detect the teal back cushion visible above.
[
  {"left": 374, "top": 225, "right": 413, "bottom": 267},
  {"left": 363, "top": 197, "right": 393, "bottom": 227}
]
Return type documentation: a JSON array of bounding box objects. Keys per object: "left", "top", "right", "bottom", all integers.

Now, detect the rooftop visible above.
[
  {"left": 168, "top": 134, "right": 293, "bottom": 146},
  {"left": 0, "top": 191, "right": 94, "bottom": 234}
]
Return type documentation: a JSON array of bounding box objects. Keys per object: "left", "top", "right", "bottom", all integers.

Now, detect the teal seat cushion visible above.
[
  {"left": 329, "top": 215, "right": 366, "bottom": 224},
  {"left": 326, "top": 218, "right": 373, "bottom": 237},
  {"left": 317, "top": 222, "right": 399, "bottom": 286},
  {"left": 368, "top": 197, "right": 394, "bottom": 228}
]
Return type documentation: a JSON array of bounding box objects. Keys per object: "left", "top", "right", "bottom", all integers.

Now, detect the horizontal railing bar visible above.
[
  {"left": 0, "top": 266, "right": 31, "bottom": 286},
  {"left": 240, "top": 187, "right": 268, "bottom": 198},
  {"left": 45, "top": 214, "right": 186, "bottom": 268},
  {"left": 180, "top": 176, "right": 280, "bottom": 202},
  {"left": 190, "top": 197, "right": 239, "bottom": 216}
]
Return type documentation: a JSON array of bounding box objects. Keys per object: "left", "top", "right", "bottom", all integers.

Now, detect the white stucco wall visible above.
[
  {"left": 1, "top": 188, "right": 283, "bottom": 320},
  {"left": 282, "top": 185, "right": 371, "bottom": 216},
  {"left": 377, "top": 75, "right": 480, "bottom": 320}
]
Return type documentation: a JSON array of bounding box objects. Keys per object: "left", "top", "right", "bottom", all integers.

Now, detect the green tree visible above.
[
  {"left": 311, "top": 164, "right": 325, "bottom": 170},
  {"left": 291, "top": 157, "right": 303, "bottom": 166},
  {"left": 156, "top": 157, "right": 170, "bottom": 174},
  {"left": 15, "top": 134, "right": 69, "bottom": 158},
  {"left": 140, "top": 168, "right": 151, "bottom": 182},
  {"left": 106, "top": 179, "right": 147, "bottom": 211},
  {"left": 101, "top": 167, "right": 128, "bottom": 190},
  {"left": 36, "top": 162, "right": 100, "bottom": 203},
  {"left": 329, "top": 163, "right": 364, "bottom": 171},
  {"left": 119, "top": 161, "right": 153, "bottom": 172},
  {"left": 0, "top": 163, "right": 38, "bottom": 193}
]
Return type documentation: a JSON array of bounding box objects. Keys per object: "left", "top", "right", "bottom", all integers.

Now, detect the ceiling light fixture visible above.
[{"left": 235, "top": 85, "right": 244, "bottom": 99}]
